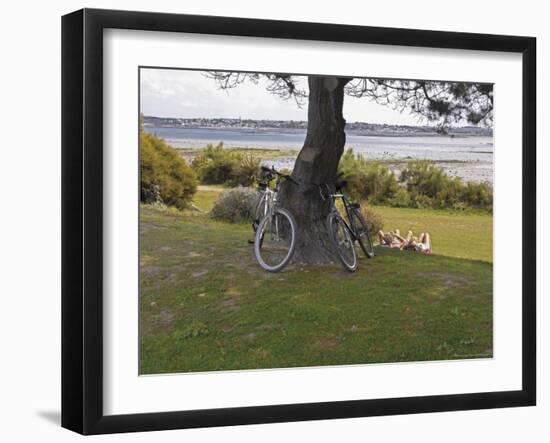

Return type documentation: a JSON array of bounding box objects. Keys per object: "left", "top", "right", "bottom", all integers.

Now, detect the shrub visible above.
[
  {"left": 210, "top": 187, "right": 259, "bottom": 223},
  {"left": 400, "top": 160, "right": 465, "bottom": 208},
  {"left": 434, "top": 177, "right": 463, "bottom": 209},
  {"left": 230, "top": 154, "right": 261, "bottom": 187},
  {"left": 412, "top": 193, "right": 435, "bottom": 209},
  {"left": 337, "top": 153, "right": 493, "bottom": 211},
  {"left": 192, "top": 142, "right": 238, "bottom": 184},
  {"left": 140, "top": 131, "right": 197, "bottom": 209},
  {"left": 338, "top": 149, "right": 399, "bottom": 203},
  {"left": 400, "top": 160, "right": 452, "bottom": 198},
  {"left": 461, "top": 181, "right": 493, "bottom": 210},
  {"left": 399, "top": 160, "right": 492, "bottom": 211},
  {"left": 192, "top": 143, "right": 260, "bottom": 187},
  {"left": 389, "top": 187, "right": 412, "bottom": 208}
]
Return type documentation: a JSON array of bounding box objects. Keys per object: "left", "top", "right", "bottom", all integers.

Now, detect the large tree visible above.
[{"left": 207, "top": 72, "right": 493, "bottom": 263}]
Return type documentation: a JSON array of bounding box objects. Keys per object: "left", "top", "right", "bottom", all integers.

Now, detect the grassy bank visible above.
[
  {"left": 177, "top": 146, "right": 297, "bottom": 164},
  {"left": 139, "top": 187, "right": 493, "bottom": 374}
]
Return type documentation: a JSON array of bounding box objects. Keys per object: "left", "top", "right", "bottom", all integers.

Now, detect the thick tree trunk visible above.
[{"left": 278, "top": 76, "right": 349, "bottom": 264}]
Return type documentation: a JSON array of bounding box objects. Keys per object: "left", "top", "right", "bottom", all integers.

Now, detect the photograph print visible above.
[{"left": 139, "top": 67, "right": 493, "bottom": 375}]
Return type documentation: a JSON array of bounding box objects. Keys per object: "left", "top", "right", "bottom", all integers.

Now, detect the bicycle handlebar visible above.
[
  {"left": 318, "top": 176, "right": 347, "bottom": 200},
  {"left": 260, "top": 165, "right": 299, "bottom": 186}
]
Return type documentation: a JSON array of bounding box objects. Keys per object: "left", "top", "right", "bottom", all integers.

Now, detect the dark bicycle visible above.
[{"left": 320, "top": 173, "right": 375, "bottom": 272}]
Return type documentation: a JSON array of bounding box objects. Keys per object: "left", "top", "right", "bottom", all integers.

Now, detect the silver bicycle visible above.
[{"left": 252, "top": 166, "right": 298, "bottom": 272}]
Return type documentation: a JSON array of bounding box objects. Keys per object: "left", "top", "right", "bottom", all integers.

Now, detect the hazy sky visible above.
[{"left": 140, "top": 68, "right": 431, "bottom": 126}]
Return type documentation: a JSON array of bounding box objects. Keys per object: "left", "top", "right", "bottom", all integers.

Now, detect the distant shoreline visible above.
[
  {"left": 143, "top": 115, "right": 493, "bottom": 138},
  {"left": 144, "top": 125, "right": 491, "bottom": 138}
]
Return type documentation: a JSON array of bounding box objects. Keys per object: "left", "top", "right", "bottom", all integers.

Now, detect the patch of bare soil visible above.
[{"left": 426, "top": 272, "right": 474, "bottom": 288}]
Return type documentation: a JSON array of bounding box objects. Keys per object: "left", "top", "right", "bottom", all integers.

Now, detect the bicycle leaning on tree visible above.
[
  {"left": 252, "top": 166, "right": 299, "bottom": 273},
  {"left": 319, "top": 173, "right": 375, "bottom": 272}
]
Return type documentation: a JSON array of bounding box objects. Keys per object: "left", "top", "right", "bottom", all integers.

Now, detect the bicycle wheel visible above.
[
  {"left": 327, "top": 212, "right": 357, "bottom": 272},
  {"left": 349, "top": 207, "right": 374, "bottom": 258},
  {"left": 254, "top": 207, "right": 297, "bottom": 272}
]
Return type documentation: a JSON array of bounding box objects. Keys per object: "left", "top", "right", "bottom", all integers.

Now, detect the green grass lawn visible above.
[
  {"left": 140, "top": 187, "right": 493, "bottom": 374},
  {"left": 374, "top": 206, "right": 493, "bottom": 263}
]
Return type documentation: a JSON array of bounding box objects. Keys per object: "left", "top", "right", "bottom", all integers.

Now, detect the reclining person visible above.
[
  {"left": 402, "top": 230, "right": 432, "bottom": 254},
  {"left": 378, "top": 229, "right": 432, "bottom": 254},
  {"left": 377, "top": 229, "right": 406, "bottom": 248}
]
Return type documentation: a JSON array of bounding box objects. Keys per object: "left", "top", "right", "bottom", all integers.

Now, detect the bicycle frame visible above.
[
  {"left": 255, "top": 174, "right": 287, "bottom": 241},
  {"left": 331, "top": 196, "right": 356, "bottom": 237},
  {"left": 255, "top": 187, "right": 274, "bottom": 220},
  {"left": 258, "top": 172, "right": 286, "bottom": 211},
  {"left": 322, "top": 185, "right": 357, "bottom": 240}
]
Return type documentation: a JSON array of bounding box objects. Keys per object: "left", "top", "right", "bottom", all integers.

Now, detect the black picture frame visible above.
[{"left": 61, "top": 8, "right": 536, "bottom": 435}]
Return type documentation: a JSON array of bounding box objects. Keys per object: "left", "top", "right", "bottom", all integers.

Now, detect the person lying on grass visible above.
[
  {"left": 377, "top": 229, "right": 406, "bottom": 248},
  {"left": 378, "top": 229, "right": 432, "bottom": 254},
  {"left": 402, "top": 230, "right": 432, "bottom": 253}
]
